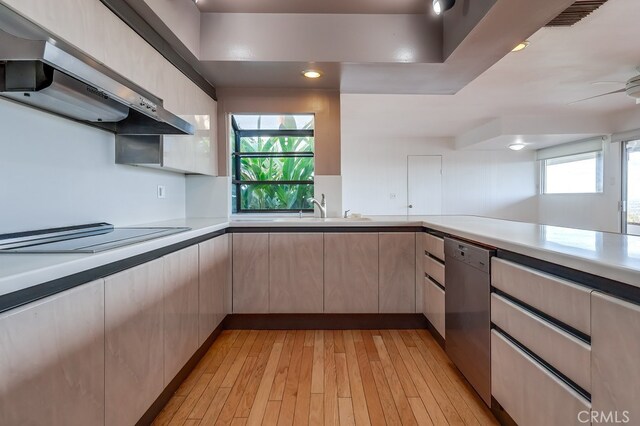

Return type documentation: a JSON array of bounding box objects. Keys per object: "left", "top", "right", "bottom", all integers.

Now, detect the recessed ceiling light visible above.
[
  {"left": 511, "top": 41, "right": 530, "bottom": 52},
  {"left": 433, "top": 0, "right": 455, "bottom": 15},
  {"left": 509, "top": 143, "right": 526, "bottom": 151},
  {"left": 302, "top": 70, "right": 322, "bottom": 79}
]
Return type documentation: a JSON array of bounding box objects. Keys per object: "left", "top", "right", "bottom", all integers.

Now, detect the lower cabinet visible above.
[
  {"left": 491, "top": 330, "right": 591, "bottom": 426},
  {"left": 324, "top": 233, "right": 379, "bottom": 313},
  {"left": 233, "top": 233, "right": 269, "bottom": 313},
  {"left": 0, "top": 280, "right": 105, "bottom": 426},
  {"left": 379, "top": 232, "right": 416, "bottom": 313},
  {"left": 269, "top": 233, "right": 324, "bottom": 313},
  {"left": 198, "top": 234, "right": 230, "bottom": 344},
  {"left": 105, "top": 260, "right": 164, "bottom": 426},
  {"left": 592, "top": 291, "right": 640, "bottom": 424},
  {"left": 163, "top": 245, "right": 200, "bottom": 385},
  {"left": 424, "top": 277, "right": 446, "bottom": 338}
]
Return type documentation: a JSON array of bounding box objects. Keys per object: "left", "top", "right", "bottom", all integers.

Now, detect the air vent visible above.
[{"left": 545, "top": 0, "right": 608, "bottom": 27}]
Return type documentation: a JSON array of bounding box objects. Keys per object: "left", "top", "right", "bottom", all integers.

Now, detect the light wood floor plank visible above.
[
  {"left": 343, "top": 330, "right": 372, "bottom": 426},
  {"left": 262, "top": 400, "right": 282, "bottom": 425},
  {"left": 277, "top": 330, "right": 305, "bottom": 426},
  {"left": 247, "top": 342, "right": 284, "bottom": 425},
  {"left": 388, "top": 330, "right": 448, "bottom": 425},
  {"left": 338, "top": 398, "right": 356, "bottom": 426},
  {"left": 311, "top": 330, "right": 325, "bottom": 394},
  {"left": 309, "top": 393, "right": 324, "bottom": 426},
  {"left": 154, "top": 330, "right": 497, "bottom": 426},
  {"left": 324, "top": 331, "right": 339, "bottom": 426},
  {"left": 372, "top": 336, "right": 417, "bottom": 426},
  {"left": 269, "top": 331, "right": 295, "bottom": 401},
  {"left": 293, "top": 346, "right": 314, "bottom": 425}
]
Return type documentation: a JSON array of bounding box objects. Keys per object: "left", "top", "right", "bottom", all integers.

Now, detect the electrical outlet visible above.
[
  {"left": 157, "top": 185, "right": 166, "bottom": 199},
  {"left": 390, "top": 193, "right": 397, "bottom": 199}
]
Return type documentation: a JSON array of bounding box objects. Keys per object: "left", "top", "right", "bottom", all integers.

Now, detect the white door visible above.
[{"left": 407, "top": 155, "right": 442, "bottom": 215}]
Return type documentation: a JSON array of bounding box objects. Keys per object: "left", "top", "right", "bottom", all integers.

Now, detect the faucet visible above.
[
  {"left": 309, "top": 193, "right": 327, "bottom": 218},
  {"left": 344, "top": 209, "right": 351, "bottom": 218}
]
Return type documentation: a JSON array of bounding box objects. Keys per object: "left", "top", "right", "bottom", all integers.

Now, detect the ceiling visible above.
[
  {"left": 194, "top": 0, "right": 427, "bottom": 14},
  {"left": 341, "top": 0, "right": 640, "bottom": 144}
]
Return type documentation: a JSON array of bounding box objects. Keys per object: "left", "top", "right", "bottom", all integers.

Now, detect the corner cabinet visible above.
[
  {"left": 0, "top": 280, "right": 106, "bottom": 426},
  {"left": 379, "top": 233, "right": 416, "bottom": 313},
  {"left": 233, "top": 233, "right": 270, "bottom": 313},
  {"left": 591, "top": 292, "right": 640, "bottom": 423},
  {"left": 199, "top": 234, "right": 231, "bottom": 344}
]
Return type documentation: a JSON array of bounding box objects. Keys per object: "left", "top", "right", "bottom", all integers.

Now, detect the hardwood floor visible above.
[{"left": 152, "top": 329, "right": 498, "bottom": 425}]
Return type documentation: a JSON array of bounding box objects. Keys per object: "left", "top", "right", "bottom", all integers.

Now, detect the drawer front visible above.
[
  {"left": 492, "top": 330, "right": 591, "bottom": 426},
  {"left": 491, "top": 294, "right": 591, "bottom": 392},
  {"left": 425, "top": 278, "right": 445, "bottom": 338},
  {"left": 491, "top": 258, "right": 591, "bottom": 335},
  {"left": 424, "top": 233, "right": 445, "bottom": 261},
  {"left": 424, "top": 255, "right": 445, "bottom": 288}
]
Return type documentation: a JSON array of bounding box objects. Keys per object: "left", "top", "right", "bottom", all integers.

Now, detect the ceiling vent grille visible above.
[{"left": 545, "top": 0, "right": 609, "bottom": 27}]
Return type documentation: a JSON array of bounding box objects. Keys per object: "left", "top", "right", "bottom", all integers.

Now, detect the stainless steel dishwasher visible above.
[{"left": 444, "top": 237, "right": 495, "bottom": 406}]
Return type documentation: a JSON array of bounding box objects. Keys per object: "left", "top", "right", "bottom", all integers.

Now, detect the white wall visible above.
[
  {"left": 341, "top": 135, "right": 538, "bottom": 221},
  {"left": 0, "top": 99, "right": 186, "bottom": 233},
  {"left": 537, "top": 141, "right": 621, "bottom": 233}
]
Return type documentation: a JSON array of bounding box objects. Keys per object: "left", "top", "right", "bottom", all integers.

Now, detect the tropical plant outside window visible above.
[{"left": 231, "top": 114, "right": 315, "bottom": 213}]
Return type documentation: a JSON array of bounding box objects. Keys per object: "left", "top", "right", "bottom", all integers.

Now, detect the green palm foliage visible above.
[{"left": 234, "top": 115, "right": 315, "bottom": 211}]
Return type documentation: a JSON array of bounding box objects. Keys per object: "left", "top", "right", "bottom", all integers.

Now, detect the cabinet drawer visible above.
[
  {"left": 492, "top": 330, "right": 591, "bottom": 426},
  {"left": 424, "top": 233, "right": 445, "bottom": 261},
  {"left": 491, "top": 294, "right": 591, "bottom": 392},
  {"left": 425, "top": 278, "right": 445, "bottom": 338},
  {"left": 491, "top": 258, "right": 591, "bottom": 335},
  {"left": 424, "top": 255, "right": 445, "bottom": 287}
]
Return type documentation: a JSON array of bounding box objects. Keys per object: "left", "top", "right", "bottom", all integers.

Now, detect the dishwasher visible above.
[{"left": 444, "top": 237, "right": 495, "bottom": 406}]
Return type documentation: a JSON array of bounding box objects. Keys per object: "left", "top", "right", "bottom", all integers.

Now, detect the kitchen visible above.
[{"left": 1, "top": 0, "right": 639, "bottom": 425}]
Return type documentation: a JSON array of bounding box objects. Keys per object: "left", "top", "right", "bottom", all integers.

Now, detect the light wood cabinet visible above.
[
  {"left": 233, "top": 233, "right": 270, "bottom": 313},
  {"left": 491, "top": 293, "right": 591, "bottom": 392},
  {"left": 415, "top": 232, "right": 424, "bottom": 313},
  {"left": 424, "top": 233, "right": 445, "bottom": 261},
  {"left": 592, "top": 292, "right": 640, "bottom": 422},
  {"left": 424, "top": 255, "right": 445, "bottom": 288},
  {"left": 163, "top": 245, "right": 200, "bottom": 385},
  {"left": 379, "top": 233, "right": 416, "bottom": 313},
  {"left": 425, "top": 277, "right": 446, "bottom": 338},
  {"left": 104, "top": 260, "right": 164, "bottom": 426},
  {"left": 492, "top": 330, "right": 590, "bottom": 426},
  {"left": 199, "top": 234, "right": 230, "bottom": 345},
  {"left": 324, "top": 233, "right": 379, "bottom": 313},
  {"left": 269, "top": 233, "right": 324, "bottom": 313},
  {"left": 491, "top": 258, "right": 592, "bottom": 335},
  {"left": 0, "top": 280, "right": 105, "bottom": 426}
]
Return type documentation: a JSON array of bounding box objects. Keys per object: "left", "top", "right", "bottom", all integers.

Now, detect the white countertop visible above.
[{"left": 2, "top": 215, "right": 640, "bottom": 298}]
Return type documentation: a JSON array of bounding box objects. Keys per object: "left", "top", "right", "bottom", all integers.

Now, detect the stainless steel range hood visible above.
[{"left": 0, "top": 4, "right": 194, "bottom": 135}]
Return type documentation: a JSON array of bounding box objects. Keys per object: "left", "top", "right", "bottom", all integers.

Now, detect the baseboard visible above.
[
  {"left": 224, "top": 313, "right": 429, "bottom": 330},
  {"left": 136, "top": 323, "right": 225, "bottom": 425},
  {"left": 491, "top": 397, "right": 518, "bottom": 426},
  {"left": 424, "top": 318, "right": 446, "bottom": 350}
]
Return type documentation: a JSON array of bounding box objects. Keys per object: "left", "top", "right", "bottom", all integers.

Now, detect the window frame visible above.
[
  {"left": 231, "top": 116, "right": 315, "bottom": 214},
  {"left": 540, "top": 150, "right": 604, "bottom": 195}
]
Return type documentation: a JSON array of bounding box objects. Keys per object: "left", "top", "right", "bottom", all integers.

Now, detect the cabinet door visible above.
[
  {"left": 415, "top": 232, "right": 424, "bottom": 313},
  {"left": 164, "top": 245, "right": 200, "bottom": 385},
  {"left": 105, "top": 260, "right": 164, "bottom": 426},
  {"left": 269, "top": 233, "right": 324, "bottom": 313},
  {"left": 379, "top": 233, "right": 416, "bottom": 313},
  {"left": 0, "top": 280, "right": 105, "bottom": 426},
  {"left": 233, "top": 233, "right": 269, "bottom": 313},
  {"left": 426, "top": 278, "right": 446, "bottom": 338},
  {"left": 199, "top": 234, "right": 230, "bottom": 344},
  {"left": 324, "top": 233, "right": 379, "bottom": 313},
  {"left": 592, "top": 292, "right": 640, "bottom": 422}
]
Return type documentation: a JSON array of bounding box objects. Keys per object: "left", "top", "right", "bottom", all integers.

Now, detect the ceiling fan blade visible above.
[{"left": 569, "top": 88, "right": 627, "bottom": 104}]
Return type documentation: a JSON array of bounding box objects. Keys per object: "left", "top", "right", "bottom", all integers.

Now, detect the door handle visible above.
[{"left": 408, "top": 204, "right": 413, "bottom": 208}]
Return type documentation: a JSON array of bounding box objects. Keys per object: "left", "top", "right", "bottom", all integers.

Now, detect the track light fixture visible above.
[{"left": 433, "top": 0, "right": 455, "bottom": 15}]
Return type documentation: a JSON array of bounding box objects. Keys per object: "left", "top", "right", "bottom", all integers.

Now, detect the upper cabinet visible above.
[{"left": 0, "top": 280, "right": 106, "bottom": 426}]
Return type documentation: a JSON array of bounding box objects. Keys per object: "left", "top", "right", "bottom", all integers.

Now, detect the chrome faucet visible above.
[{"left": 309, "top": 193, "right": 327, "bottom": 218}]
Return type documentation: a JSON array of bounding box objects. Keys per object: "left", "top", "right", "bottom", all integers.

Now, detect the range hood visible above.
[{"left": 0, "top": 4, "right": 194, "bottom": 135}]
